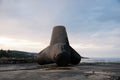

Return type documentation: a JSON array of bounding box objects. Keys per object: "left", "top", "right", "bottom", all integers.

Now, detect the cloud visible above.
[
  {"left": 69, "top": 27, "right": 120, "bottom": 58},
  {"left": 0, "top": 0, "right": 69, "bottom": 51},
  {"left": 0, "top": 0, "right": 120, "bottom": 57},
  {"left": 0, "top": 0, "right": 67, "bottom": 40},
  {"left": 56, "top": 0, "right": 120, "bottom": 33},
  {"left": 0, "top": 36, "right": 46, "bottom": 52}
]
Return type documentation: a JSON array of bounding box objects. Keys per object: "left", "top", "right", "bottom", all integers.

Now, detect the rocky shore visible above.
[{"left": 0, "top": 63, "right": 120, "bottom": 80}]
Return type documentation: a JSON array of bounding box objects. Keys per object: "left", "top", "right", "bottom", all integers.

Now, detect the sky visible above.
[{"left": 0, "top": 0, "right": 120, "bottom": 58}]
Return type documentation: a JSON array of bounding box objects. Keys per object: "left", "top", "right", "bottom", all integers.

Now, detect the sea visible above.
[{"left": 81, "top": 58, "right": 120, "bottom": 63}]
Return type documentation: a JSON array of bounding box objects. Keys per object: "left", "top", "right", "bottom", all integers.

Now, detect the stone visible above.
[{"left": 36, "top": 26, "right": 81, "bottom": 66}]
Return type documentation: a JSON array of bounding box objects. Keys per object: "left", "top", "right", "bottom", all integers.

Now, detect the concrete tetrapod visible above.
[{"left": 36, "top": 26, "right": 81, "bottom": 66}]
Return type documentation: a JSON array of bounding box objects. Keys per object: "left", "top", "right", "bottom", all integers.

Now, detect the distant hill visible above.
[
  {"left": 9, "top": 50, "right": 37, "bottom": 58},
  {"left": 0, "top": 49, "right": 37, "bottom": 59}
]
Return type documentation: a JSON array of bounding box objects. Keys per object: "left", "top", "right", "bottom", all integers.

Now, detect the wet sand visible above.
[{"left": 0, "top": 63, "right": 120, "bottom": 80}]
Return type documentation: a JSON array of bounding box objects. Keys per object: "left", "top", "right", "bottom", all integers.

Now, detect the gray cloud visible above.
[
  {"left": 0, "top": 0, "right": 120, "bottom": 57},
  {"left": 0, "top": 0, "right": 67, "bottom": 41}
]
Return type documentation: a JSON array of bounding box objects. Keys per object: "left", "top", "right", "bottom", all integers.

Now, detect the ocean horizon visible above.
[{"left": 81, "top": 57, "right": 120, "bottom": 63}]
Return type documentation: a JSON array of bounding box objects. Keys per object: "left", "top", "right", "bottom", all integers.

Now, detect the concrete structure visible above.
[{"left": 36, "top": 26, "right": 81, "bottom": 66}]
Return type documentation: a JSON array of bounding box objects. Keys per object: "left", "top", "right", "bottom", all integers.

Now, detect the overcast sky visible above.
[{"left": 0, "top": 0, "right": 120, "bottom": 58}]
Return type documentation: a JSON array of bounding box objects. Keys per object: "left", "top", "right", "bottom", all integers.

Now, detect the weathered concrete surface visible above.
[
  {"left": 0, "top": 63, "right": 120, "bottom": 80},
  {"left": 36, "top": 26, "right": 81, "bottom": 66}
]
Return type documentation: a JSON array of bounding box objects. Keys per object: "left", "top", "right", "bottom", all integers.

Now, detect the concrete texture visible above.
[{"left": 36, "top": 26, "right": 81, "bottom": 66}]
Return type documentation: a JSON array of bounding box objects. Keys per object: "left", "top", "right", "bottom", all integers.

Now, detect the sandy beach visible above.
[{"left": 0, "top": 63, "right": 120, "bottom": 80}]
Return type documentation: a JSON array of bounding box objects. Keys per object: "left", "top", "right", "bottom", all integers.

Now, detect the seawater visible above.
[{"left": 81, "top": 58, "right": 120, "bottom": 63}]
